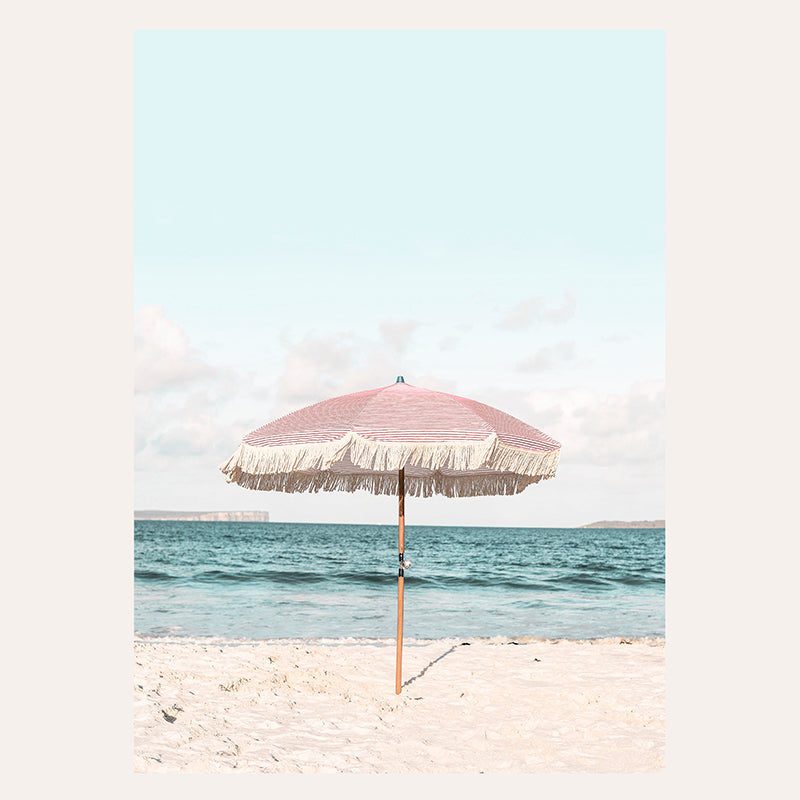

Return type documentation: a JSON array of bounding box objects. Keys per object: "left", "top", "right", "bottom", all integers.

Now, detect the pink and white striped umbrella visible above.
[
  {"left": 219, "top": 376, "right": 561, "bottom": 693},
  {"left": 219, "top": 377, "right": 561, "bottom": 497}
]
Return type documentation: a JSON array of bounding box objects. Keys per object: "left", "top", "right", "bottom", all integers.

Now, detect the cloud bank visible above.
[{"left": 135, "top": 307, "right": 663, "bottom": 522}]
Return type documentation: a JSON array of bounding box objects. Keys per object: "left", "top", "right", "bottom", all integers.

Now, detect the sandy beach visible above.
[{"left": 134, "top": 636, "right": 665, "bottom": 773}]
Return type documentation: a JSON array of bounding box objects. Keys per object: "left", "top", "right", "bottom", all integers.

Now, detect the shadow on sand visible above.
[{"left": 402, "top": 642, "right": 470, "bottom": 689}]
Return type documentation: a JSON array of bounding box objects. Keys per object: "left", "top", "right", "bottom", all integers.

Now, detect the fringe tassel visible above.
[{"left": 219, "top": 433, "right": 560, "bottom": 498}]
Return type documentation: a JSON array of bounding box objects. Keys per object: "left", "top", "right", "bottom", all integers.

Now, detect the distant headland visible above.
[
  {"left": 581, "top": 520, "right": 665, "bottom": 529},
  {"left": 134, "top": 510, "right": 270, "bottom": 522}
]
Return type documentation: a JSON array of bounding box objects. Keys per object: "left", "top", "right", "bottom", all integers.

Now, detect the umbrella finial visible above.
[{"left": 396, "top": 375, "right": 405, "bottom": 383}]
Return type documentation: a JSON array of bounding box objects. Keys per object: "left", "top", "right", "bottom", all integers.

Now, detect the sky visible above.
[{"left": 134, "top": 29, "right": 664, "bottom": 527}]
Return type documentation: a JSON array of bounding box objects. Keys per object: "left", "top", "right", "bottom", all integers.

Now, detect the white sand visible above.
[{"left": 133, "top": 636, "right": 665, "bottom": 773}]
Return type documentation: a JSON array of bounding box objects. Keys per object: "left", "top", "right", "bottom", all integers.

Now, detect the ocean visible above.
[{"left": 134, "top": 521, "right": 665, "bottom": 641}]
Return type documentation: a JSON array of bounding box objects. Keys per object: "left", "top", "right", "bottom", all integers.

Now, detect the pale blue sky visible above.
[{"left": 135, "top": 30, "right": 664, "bottom": 526}]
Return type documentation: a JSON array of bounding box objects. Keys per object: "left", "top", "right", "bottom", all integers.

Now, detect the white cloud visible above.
[
  {"left": 271, "top": 320, "right": 427, "bottom": 414},
  {"left": 272, "top": 332, "right": 360, "bottom": 409},
  {"left": 602, "top": 333, "right": 631, "bottom": 343},
  {"left": 152, "top": 416, "right": 232, "bottom": 458},
  {"left": 497, "top": 292, "right": 576, "bottom": 330},
  {"left": 518, "top": 340, "right": 576, "bottom": 372},
  {"left": 136, "top": 389, "right": 249, "bottom": 473},
  {"left": 135, "top": 307, "right": 249, "bottom": 472},
  {"left": 379, "top": 320, "right": 419, "bottom": 353},
  {"left": 523, "top": 381, "right": 665, "bottom": 469},
  {"left": 135, "top": 305, "right": 218, "bottom": 393}
]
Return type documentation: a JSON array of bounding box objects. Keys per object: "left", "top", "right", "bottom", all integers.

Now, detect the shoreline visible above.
[
  {"left": 134, "top": 636, "right": 665, "bottom": 773},
  {"left": 134, "top": 633, "right": 665, "bottom": 646}
]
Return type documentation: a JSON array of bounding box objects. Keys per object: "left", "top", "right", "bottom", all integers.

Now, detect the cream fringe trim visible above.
[{"left": 219, "top": 432, "right": 560, "bottom": 498}]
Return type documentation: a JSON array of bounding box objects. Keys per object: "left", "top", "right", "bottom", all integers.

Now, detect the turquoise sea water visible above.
[{"left": 134, "top": 521, "right": 665, "bottom": 641}]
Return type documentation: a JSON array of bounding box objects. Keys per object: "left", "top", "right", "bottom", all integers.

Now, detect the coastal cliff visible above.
[
  {"left": 581, "top": 520, "right": 664, "bottom": 529},
  {"left": 134, "top": 510, "right": 270, "bottom": 522}
]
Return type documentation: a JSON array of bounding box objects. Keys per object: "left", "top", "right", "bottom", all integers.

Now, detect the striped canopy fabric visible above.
[{"left": 219, "top": 379, "right": 561, "bottom": 497}]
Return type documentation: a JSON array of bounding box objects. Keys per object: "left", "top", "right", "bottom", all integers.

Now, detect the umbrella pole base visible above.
[{"left": 395, "top": 572, "right": 404, "bottom": 694}]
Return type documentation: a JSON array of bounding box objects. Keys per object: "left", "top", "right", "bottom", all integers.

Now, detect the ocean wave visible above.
[
  {"left": 136, "top": 565, "right": 663, "bottom": 592},
  {"left": 190, "top": 568, "right": 392, "bottom": 586},
  {"left": 135, "top": 570, "right": 179, "bottom": 582}
]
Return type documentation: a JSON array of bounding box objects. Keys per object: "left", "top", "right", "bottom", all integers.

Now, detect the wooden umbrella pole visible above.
[{"left": 395, "top": 467, "right": 405, "bottom": 694}]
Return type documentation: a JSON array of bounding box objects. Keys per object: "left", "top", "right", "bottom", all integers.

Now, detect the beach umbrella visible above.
[{"left": 219, "top": 376, "right": 561, "bottom": 693}]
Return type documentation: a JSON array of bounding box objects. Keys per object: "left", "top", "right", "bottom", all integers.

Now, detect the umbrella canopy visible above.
[
  {"left": 220, "top": 378, "right": 561, "bottom": 497},
  {"left": 219, "top": 377, "right": 561, "bottom": 693}
]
